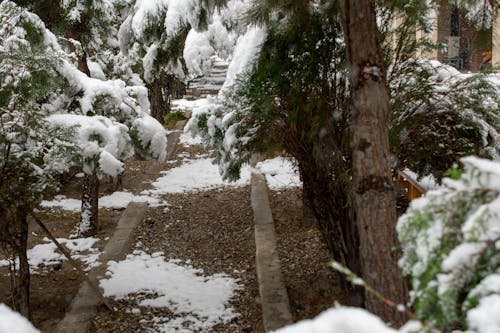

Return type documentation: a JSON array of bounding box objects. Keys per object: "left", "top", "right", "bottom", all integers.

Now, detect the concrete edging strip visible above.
[
  {"left": 55, "top": 202, "right": 148, "bottom": 333},
  {"left": 251, "top": 171, "right": 293, "bottom": 332}
]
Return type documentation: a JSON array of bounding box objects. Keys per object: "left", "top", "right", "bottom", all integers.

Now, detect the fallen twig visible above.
[{"left": 30, "top": 212, "right": 113, "bottom": 311}]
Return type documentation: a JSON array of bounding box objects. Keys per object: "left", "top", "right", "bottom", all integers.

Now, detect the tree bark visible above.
[
  {"left": 79, "top": 171, "right": 99, "bottom": 237},
  {"left": 342, "top": 0, "right": 407, "bottom": 324},
  {"left": 299, "top": 166, "right": 318, "bottom": 227},
  {"left": 12, "top": 211, "right": 30, "bottom": 319},
  {"left": 148, "top": 79, "right": 170, "bottom": 123}
]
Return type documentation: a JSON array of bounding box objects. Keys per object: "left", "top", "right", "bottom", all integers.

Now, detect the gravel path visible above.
[{"left": 90, "top": 115, "right": 343, "bottom": 332}]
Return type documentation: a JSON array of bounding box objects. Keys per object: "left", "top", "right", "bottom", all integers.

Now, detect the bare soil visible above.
[{"left": 270, "top": 188, "right": 349, "bottom": 321}]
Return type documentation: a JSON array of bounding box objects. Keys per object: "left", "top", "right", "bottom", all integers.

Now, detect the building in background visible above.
[{"left": 417, "top": 0, "right": 499, "bottom": 71}]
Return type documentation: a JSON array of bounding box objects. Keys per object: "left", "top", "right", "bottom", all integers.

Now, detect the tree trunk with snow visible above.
[
  {"left": 79, "top": 171, "right": 99, "bottom": 237},
  {"left": 66, "top": 29, "right": 102, "bottom": 237},
  {"left": 341, "top": 0, "right": 407, "bottom": 323},
  {"left": 148, "top": 78, "right": 170, "bottom": 123}
]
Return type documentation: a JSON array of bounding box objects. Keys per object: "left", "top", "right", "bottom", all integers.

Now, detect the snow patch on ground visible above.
[
  {"left": 144, "top": 158, "right": 251, "bottom": 194},
  {"left": 256, "top": 157, "right": 301, "bottom": 189},
  {"left": 41, "top": 191, "right": 163, "bottom": 212},
  {"left": 0, "top": 237, "right": 100, "bottom": 272},
  {"left": 99, "top": 250, "right": 240, "bottom": 332},
  {"left": 144, "top": 156, "right": 300, "bottom": 195}
]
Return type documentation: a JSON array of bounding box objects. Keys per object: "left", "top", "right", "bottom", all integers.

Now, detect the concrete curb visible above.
[
  {"left": 55, "top": 202, "right": 148, "bottom": 333},
  {"left": 251, "top": 172, "right": 293, "bottom": 332}
]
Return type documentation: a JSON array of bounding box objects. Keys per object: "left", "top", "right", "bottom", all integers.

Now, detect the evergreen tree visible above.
[
  {"left": 188, "top": 0, "right": 499, "bottom": 321},
  {"left": 340, "top": 0, "right": 407, "bottom": 322},
  {"left": 0, "top": 1, "right": 77, "bottom": 317},
  {"left": 118, "top": 0, "right": 226, "bottom": 121}
]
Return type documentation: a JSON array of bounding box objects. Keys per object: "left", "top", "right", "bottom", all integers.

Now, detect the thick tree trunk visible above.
[
  {"left": 79, "top": 172, "right": 99, "bottom": 237},
  {"left": 148, "top": 79, "right": 170, "bottom": 123},
  {"left": 342, "top": 0, "right": 407, "bottom": 323},
  {"left": 12, "top": 211, "right": 30, "bottom": 319}
]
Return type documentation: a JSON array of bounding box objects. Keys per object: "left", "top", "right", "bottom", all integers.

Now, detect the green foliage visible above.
[
  {"left": 164, "top": 109, "right": 187, "bottom": 126},
  {"left": 444, "top": 163, "right": 463, "bottom": 180},
  {"left": 189, "top": 3, "right": 349, "bottom": 180},
  {"left": 390, "top": 61, "right": 500, "bottom": 180},
  {"left": 398, "top": 157, "right": 500, "bottom": 331}
]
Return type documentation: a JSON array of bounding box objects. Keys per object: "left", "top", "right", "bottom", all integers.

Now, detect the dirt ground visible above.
[
  {"left": 270, "top": 188, "right": 349, "bottom": 321},
  {"left": 0, "top": 156, "right": 161, "bottom": 332},
  {"left": 1, "top": 129, "right": 348, "bottom": 333},
  {"left": 90, "top": 138, "right": 347, "bottom": 332}
]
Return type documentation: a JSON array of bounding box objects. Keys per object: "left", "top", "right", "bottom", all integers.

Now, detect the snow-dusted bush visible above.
[
  {"left": 453, "top": 0, "right": 496, "bottom": 30},
  {"left": 0, "top": 0, "right": 77, "bottom": 220},
  {"left": 398, "top": 156, "right": 500, "bottom": 332},
  {"left": 272, "top": 157, "right": 500, "bottom": 333},
  {"left": 0, "top": 304, "right": 39, "bottom": 333},
  {"left": 391, "top": 60, "right": 500, "bottom": 179},
  {"left": 1, "top": 1, "right": 167, "bottom": 239}
]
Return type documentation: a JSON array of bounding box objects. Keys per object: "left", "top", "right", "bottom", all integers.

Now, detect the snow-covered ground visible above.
[
  {"left": 41, "top": 192, "right": 163, "bottom": 212},
  {"left": 100, "top": 250, "right": 240, "bottom": 332},
  {"left": 0, "top": 237, "right": 101, "bottom": 273},
  {"left": 33, "top": 117, "right": 302, "bottom": 331},
  {"left": 42, "top": 133, "right": 301, "bottom": 212}
]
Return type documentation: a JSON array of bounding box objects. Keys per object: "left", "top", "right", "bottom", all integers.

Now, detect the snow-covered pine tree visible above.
[
  {"left": 118, "top": 0, "right": 225, "bottom": 121},
  {"left": 452, "top": 0, "right": 497, "bottom": 30},
  {"left": 187, "top": 0, "right": 499, "bottom": 319},
  {"left": 0, "top": 1, "right": 77, "bottom": 317},
  {"left": 1, "top": 1, "right": 167, "bottom": 239}
]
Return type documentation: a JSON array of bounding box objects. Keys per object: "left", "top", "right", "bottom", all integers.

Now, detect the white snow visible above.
[
  {"left": 46, "top": 114, "right": 133, "bottom": 176},
  {"left": 0, "top": 237, "right": 100, "bottom": 272},
  {"left": 132, "top": 114, "right": 168, "bottom": 163},
  {"left": 220, "top": 26, "right": 267, "bottom": 96},
  {"left": 179, "top": 131, "right": 203, "bottom": 146},
  {"left": 143, "top": 43, "right": 158, "bottom": 83},
  {"left": 41, "top": 196, "right": 81, "bottom": 212},
  {"left": 272, "top": 307, "right": 396, "bottom": 333},
  {"left": 172, "top": 97, "right": 211, "bottom": 111},
  {"left": 99, "top": 250, "right": 240, "bottom": 332},
  {"left": 467, "top": 295, "right": 500, "bottom": 333},
  {"left": 0, "top": 304, "right": 39, "bottom": 333},
  {"left": 256, "top": 157, "right": 301, "bottom": 189},
  {"left": 144, "top": 158, "right": 251, "bottom": 195},
  {"left": 142, "top": 155, "right": 302, "bottom": 195},
  {"left": 131, "top": 0, "right": 167, "bottom": 40},
  {"left": 41, "top": 192, "right": 163, "bottom": 212},
  {"left": 183, "top": 29, "right": 215, "bottom": 78},
  {"left": 401, "top": 168, "right": 439, "bottom": 191},
  {"left": 87, "top": 60, "right": 106, "bottom": 80}
]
